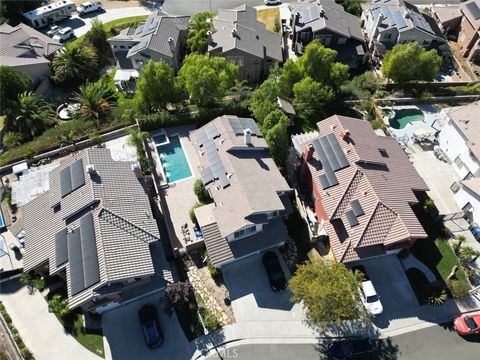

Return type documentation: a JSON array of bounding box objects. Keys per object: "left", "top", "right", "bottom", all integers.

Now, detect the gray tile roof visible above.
[
  {"left": 297, "top": 115, "right": 429, "bottom": 263},
  {"left": 290, "top": 0, "right": 365, "bottom": 42},
  {"left": 192, "top": 116, "right": 292, "bottom": 238},
  {"left": 209, "top": 5, "right": 283, "bottom": 62},
  {"left": 23, "top": 148, "right": 170, "bottom": 309},
  {"left": 0, "top": 23, "right": 62, "bottom": 67}
]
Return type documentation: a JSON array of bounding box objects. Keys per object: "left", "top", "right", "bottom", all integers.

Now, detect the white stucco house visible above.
[{"left": 454, "top": 179, "right": 480, "bottom": 224}]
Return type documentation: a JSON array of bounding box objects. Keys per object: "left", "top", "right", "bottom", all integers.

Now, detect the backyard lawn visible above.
[
  {"left": 256, "top": 8, "right": 280, "bottom": 33},
  {"left": 434, "top": 238, "right": 468, "bottom": 284}
]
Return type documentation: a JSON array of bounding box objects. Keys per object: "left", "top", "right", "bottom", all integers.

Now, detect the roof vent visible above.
[
  {"left": 131, "top": 163, "right": 143, "bottom": 178},
  {"left": 86, "top": 164, "right": 96, "bottom": 174},
  {"left": 320, "top": 9, "right": 325, "bottom": 17},
  {"left": 227, "top": 173, "right": 233, "bottom": 179},
  {"left": 231, "top": 28, "right": 237, "bottom": 37},
  {"left": 168, "top": 37, "right": 175, "bottom": 51},
  {"left": 341, "top": 129, "right": 351, "bottom": 140},
  {"left": 244, "top": 128, "right": 252, "bottom": 145}
]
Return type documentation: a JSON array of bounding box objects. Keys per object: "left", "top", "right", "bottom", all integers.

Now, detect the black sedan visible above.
[
  {"left": 262, "top": 251, "right": 287, "bottom": 291},
  {"left": 327, "top": 339, "right": 376, "bottom": 359},
  {"left": 138, "top": 304, "right": 164, "bottom": 349}
]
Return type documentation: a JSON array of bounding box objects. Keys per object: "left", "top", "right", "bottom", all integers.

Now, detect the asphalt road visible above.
[{"left": 206, "top": 323, "right": 480, "bottom": 360}]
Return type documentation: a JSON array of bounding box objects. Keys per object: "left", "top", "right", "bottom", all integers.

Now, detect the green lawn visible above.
[
  {"left": 71, "top": 15, "right": 148, "bottom": 47},
  {"left": 434, "top": 238, "right": 468, "bottom": 284}
]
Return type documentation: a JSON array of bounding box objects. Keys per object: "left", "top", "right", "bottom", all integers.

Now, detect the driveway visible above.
[{"left": 102, "top": 292, "right": 190, "bottom": 360}]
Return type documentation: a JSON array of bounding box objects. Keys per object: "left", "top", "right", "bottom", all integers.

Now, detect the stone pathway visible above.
[{"left": 186, "top": 266, "right": 234, "bottom": 327}]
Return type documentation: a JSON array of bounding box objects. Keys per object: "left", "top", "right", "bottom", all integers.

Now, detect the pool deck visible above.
[
  {"left": 381, "top": 105, "right": 443, "bottom": 144},
  {"left": 150, "top": 126, "right": 205, "bottom": 252}
]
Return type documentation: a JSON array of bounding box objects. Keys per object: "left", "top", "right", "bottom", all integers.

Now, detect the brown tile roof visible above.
[
  {"left": 300, "top": 115, "right": 429, "bottom": 263},
  {"left": 448, "top": 101, "right": 480, "bottom": 162}
]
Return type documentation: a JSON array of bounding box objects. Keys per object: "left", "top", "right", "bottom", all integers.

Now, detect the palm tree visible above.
[
  {"left": 126, "top": 127, "right": 148, "bottom": 152},
  {"left": 229, "top": 80, "right": 251, "bottom": 100},
  {"left": 9, "top": 91, "right": 53, "bottom": 140},
  {"left": 57, "top": 130, "right": 77, "bottom": 153},
  {"left": 52, "top": 44, "right": 98, "bottom": 85},
  {"left": 187, "top": 11, "right": 214, "bottom": 54},
  {"left": 73, "top": 80, "right": 116, "bottom": 126}
]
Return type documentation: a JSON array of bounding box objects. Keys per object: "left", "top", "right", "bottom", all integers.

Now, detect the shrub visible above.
[
  {"left": 204, "top": 250, "right": 221, "bottom": 279},
  {"left": 12, "top": 332, "right": 21, "bottom": 343},
  {"left": 19, "top": 347, "right": 33, "bottom": 360},
  {"left": 48, "top": 294, "right": 71, "bottom": 319},
  {"left": 2, "top": 313, "right": 12, "bottom": 324},
  {"left": 189, "top": 202, "right": 202, "bottom": 224},
  {"left": 425, "top": 283, "right": 447, "bottom": 306},
  {"left": 448, "top": 280, "right": 471, "bottom": 300},
  {"left": 0, "top": 302, "right": 4, "bottom": 312},
  {"left": 199, "top": 307, "right": 219, "bottom": 332},
  {"left": 418, "top": 91, "right": 432, "bottom": 104},
  {"left": 165, "top": 282, "right": 194, "bottom": 308},
  {"left": 32, "top": 277, "right": 45, "bottom": 291},
  {"left": 193, "top": 179, "right": 213, "bottom": 204}
]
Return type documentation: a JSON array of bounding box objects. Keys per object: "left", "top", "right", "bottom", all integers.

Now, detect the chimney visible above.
[
  {"left": 207, "top": 30, "right": 213, "bottom": 45},
  {"left": 304, "top": 144, "right": 314, "bottom": 161},
  {"left": 231, "top": 28, "right": 237, "bottom": 37},
  {"left": 243, "top": 128, "right": 252, "bottom": 146},
  {"left": 341, "top": 129, "right": 351, "bottom": 140},
  {"left": 86, "top": 164, "right": 96, "bottom": 174},
  {"left": 320, "top": 9, "right": 325, "bottom": 17},
  {"left": 168, "top": 37, "right": 175, "bottom": 52},
  {"left": 131, "top": 163, "right": 143, "bottom": 178}
]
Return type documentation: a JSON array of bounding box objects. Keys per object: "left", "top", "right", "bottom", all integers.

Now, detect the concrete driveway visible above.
[{"left": 102, "top": 292, "right": 190, "bottom": 360}]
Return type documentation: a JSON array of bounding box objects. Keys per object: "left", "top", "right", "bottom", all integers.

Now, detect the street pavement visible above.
[{"left": 205, "top": 324, "right": 480, "bottom": 360}]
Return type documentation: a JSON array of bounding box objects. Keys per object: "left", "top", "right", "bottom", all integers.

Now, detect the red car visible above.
[{"left": 454, "top": 313, "right": 480, "bottom": 335}]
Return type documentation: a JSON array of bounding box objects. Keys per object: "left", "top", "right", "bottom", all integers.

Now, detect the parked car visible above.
[
  {"left": 327, "top": 339, "right": 376, "bottom": 359},
  {"left": 262, "top": 251, "right": 286, "bottom": 291},
  {"left": 138, "top": 304, "right": 163, "bottom": 349},
  {"left": 265, "top": 0, "right": 281, "bottom": 5},
  {"left": 53, "top": 27, "right": 73, "bottom": 42},
  {"left": 454, "top": 313, "right": 480, "bottom": 335},
  {"left": 77, "top": 1, "right": 103, "bottom": 16},
  {"left": 359, "top": 280, "right": 383, "bottom": 316},
  {"left": 46, "top": 24, "right": 61, "bottom": 37}
]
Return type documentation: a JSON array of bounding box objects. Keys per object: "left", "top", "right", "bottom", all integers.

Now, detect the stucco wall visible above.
[{"left": 454, "top": 186, "right": 480, "bottom": 224}]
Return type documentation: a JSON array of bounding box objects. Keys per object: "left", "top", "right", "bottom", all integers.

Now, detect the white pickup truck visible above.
[{"left": 77, "top": 2, "right": 103, "bottom": 16}]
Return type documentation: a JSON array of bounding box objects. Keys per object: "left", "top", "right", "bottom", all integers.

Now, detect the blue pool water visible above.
[
  {"left": 156, "top": 135, "right": 192, "bottom": 183},
  {"left": 153, "top": 133, "right": 167, "bottom": 144}
]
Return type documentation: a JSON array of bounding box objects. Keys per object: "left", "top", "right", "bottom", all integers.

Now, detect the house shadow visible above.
[{"left": 190, "top": 328, "right": 227, "bottom": 359}]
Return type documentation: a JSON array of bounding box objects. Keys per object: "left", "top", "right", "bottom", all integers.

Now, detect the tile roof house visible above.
[
  {"left": 289, "top": 0, "right": 367, "bottom": 68},
  {"left": 208, "top": 4, "right": 283, "bottom": 82},
  {"left": 0, "top": 23, "right": 62, "bottom": 83},
  {"left": 107, "top": 12, "right": 189, "bottom": 86},
  {"left": 292, "top": 115, "right": 429, "bottom": 263},
  {"left": 191, "top": 116, "right": 293, "bottom": 268},
  {"left": 433, "top": 0, "right": 480, "bottom": 62},
  {"left": 438, "top": 101, "right": 480, "bottom": 180},
  {"left": 23, "top": 148, "right": 171, "bottom": 312},
  {"left": 361, "top": 0, "right": 447, "bottom": 56}
]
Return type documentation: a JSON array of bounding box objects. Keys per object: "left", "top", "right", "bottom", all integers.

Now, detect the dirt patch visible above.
[{"left": 257, "top": 8, "right": 280, "bottom": 33}]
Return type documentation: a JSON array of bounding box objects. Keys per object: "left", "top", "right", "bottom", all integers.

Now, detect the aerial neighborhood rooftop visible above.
[{"left": 0, "top": 1, "right": 480, "bottom": 360}]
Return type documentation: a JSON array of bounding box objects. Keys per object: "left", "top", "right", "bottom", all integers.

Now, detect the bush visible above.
[
  {"left": 199, "top": 307, "right": 219, "bottom": 332},
  {"left": 48, "top": 294, "right": 71, "bottom": 319},
  {"left": 193, "top": 179, "right": 213, "bottom": 204},
  {"left": 19, "top": 347, "right": 33, "bottom": 360},
  {"left": 189, "top": 202, "right": 202, "bottom": 224},
  {"left": 448, "top": 280, "right": 471, "bottom": 300},
  {"left": 2, "top": 313, "right": 12, "bottom": 324},
  {"left": 32, "top": 277, "right": 45, "bottom": 291},
  {"left": 165, "top": 282, "right": 194, "bottom": 308},
  {"left": 12, "top": 332, "right": 21, "bottom": 343},
  {"left": 425, "top": 283, "right": 447, "bottom": 306},
  {"left": 203, "top": 250, "right": 221, "bottom": 279},
  {"left": 418, "top": 91, "right": 432, "bottom": 104}
]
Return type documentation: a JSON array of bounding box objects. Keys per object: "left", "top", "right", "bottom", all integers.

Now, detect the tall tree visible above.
[
  {"left": 381, "top": 42, "right": 442, "bottom": 86},
  {"left": 248, "top": 79, "right": 280, "bottom": 125},
  {"left": 289, "top": 260, "right": 368, "bottom": 329},
  {"left": 0, "top": 66, "right": 33, "bottom": 115},
  {"left": 73, "top": 79, "right": 116, "bottom": 126},
  {"left": 178, "top": 54, "right": 238, "bottom": 106},
  {"left": 262, "top": 108, "right": 287, "bottom": 132},
  {"left": 135, "top": 60, "right": 177, "bottom": 112},
  {"left": 193, "top": 178, "right": 213, "bottom": 204},
  {"left": 84, "top": 19, "right": 112, "bottom": 65},
  {"left": 265, "top": 115, "right": 290, "bottom": 166},
  {"left": 341, "top": 71, "right": 379, "bottom": 99},
  {"left": 8, "top": 91, "right": 53, "bottom": 140},
  {"left": 293, "top": 77, "right": 334, "bottom": 121},
  {"left": 187, "top": 11, "right": 214, "bottom": 54},
  {"left": 52, "top": 44, "right": 98, "bottom": 85},
  {"left": 336, "top": 0, "right": 365, "bottom": 17},
  {"left": 277, "top": 59, "right": 303, "bottom": 98},
  {"left": 297, "top": 42, "right": 338, "bottom": 84}
]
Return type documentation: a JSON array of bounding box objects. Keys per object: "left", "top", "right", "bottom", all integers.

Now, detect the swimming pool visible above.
[
  {"left": 0, "top": 208, "right": 5, "bottom": 230},
  {"left": 388, "top": 109, "right": 425, "bottom": 129},
  {"left": 156, "top": 135, "right": 192, "bottom": 183}
]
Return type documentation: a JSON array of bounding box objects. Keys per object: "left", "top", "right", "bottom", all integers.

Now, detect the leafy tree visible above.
[
  {"left": 229, "top": 79, "right": 252, "bottom": 100},
  {"left": 273, "top": 13, "right": 281, "bottom": 33},
  {"left": 57, "top": 131, "right": 78, "bottom": 153},
  {"left": 0, "top": 0, "right": 41, "bottom": 25},
  {"left": 289, "top": 259, "right": 367, "bottom": 328},
  {"left": 2, "top": 132, "right": 22, "bottom": 149},
  {"left": 189, "top": 202, "right": 202, "bottom": 224},
  {"left": 178, "top": 54, "right": 238, "bottom": 106},
  {"left": 126, "top": 127, "right": 148, "bottom": 153},
  {"left": 262, "top": 108, "right": 288, "bottom": 132},
  {"left": 193, "top": 178, "right": 213, "bottom": 204},
  {"left": 89, "top": 132, "right": 103, "bottom": 147},
  {"left": 293, "top": 77, "right": 334, "bottom": 120},
  {"left": 277, "top": 59, "right": 303, "bottom": 98},
  {"left": 248, "top": 79, "right": 280, "bottom": 124},
  {"left": 265, "top": 115, "right": 289, "bottom": 166},
  {"left": 7, "top": 91, "right": 53, "bottom": 140},
  {"left": 84, "top": 19, "right": 112, "bottom": 65},
  {"left": 48, "top": 294, "right": 71, "bottom": 319},
  {"left": 0, "top": 66, "right": 33, "bottom": 114},
  {"left": 342, "top": 71, "right": 379, "bottom": 99},
  {"left": 199, "top": 307, "right": 219, "bottom": 332},
  {"left": 187, "top": 11, "right": 214, "bottom": 54},
  {"left": 52, "top": 44, "right": 98, "bottom": 85},
  {"left": 336, "top": 0, "right": 365, "bottom": 16},
  {"left": 381, "top": 42, "right": 442, "bottom": 86},
  {"left": 73, "top": 79, "right": 116, "bottom": 126},
  {"left": 448, "top": 280, "right": 470, "bottom": 300},
  {"left": 165, "top": 282, "right": 194, "bottom": 308},
  {"left": 330, "top": 62, "right": 350, "bottom": 89},
  {"left": 135, "top": 60, "right": 177, "bottom": 112},
  {"left": 297, "top": 42, "right": 338, "bottom": 84}
]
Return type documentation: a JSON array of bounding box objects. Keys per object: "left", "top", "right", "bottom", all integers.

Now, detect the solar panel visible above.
[
  {"left": 346, "top": 210, "right": 359, "bottom": 227},
  {"left": 55, "top": 229, "right": 68, "bottom": 267},
  {"left": 201, "top": 168, "right": 214, "bottom": 184},
  {"left": 228, "top": 117, "right": 262, "bottom": 137},
  {"left": 351, "top": 200, "right": 364, "bottom": 217},
  {"left": 325, "top": 133, "right": 349, "bottom": 170},
  {"left": 205, "top": 125, "right": 220, "bottom": 140},
  {"left": 196, "top": 130, "right": 208, "bottom": 147},
  {"left": 319, "top": 175, "right": 330, "bottom": 190},
  {"left": 70, "top": 159, "right": 85, "bottom": 192},
  {"left": 68, "top": 228, "right": 84, "bottom": 295},
  {"left": 200, "top": 136, "right": 230, "bottom": 188},
  {"left": 80, "top": 213, "right": 100, "bottom": 289},
  {"left": 218, "top": 174, "right": 230, "bottom": 188},
  {"left": 466, "top": 2, "right": 480, "bottom": 20},
  {"left": 392, "top": 11, "right": 407, "bottom": 29},
  {"left": 312, "top": 134, "right": 348, "bottom": 190},
  {"left": 60, "top": 167, "right": 72, "bottom": 198}
]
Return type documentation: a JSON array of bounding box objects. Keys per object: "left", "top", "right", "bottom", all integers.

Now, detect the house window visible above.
[
  {"left": 315, "top": 35, "right": 331, "bottom": 46},
  {"left": 267, "top": 211, "right": 279, "bottom": 219},
  {"left": 450, "top": 181, "right": 461, "bottom": 193},
  {"left": 337, "top": 38, "right": 347, "bottom": 45},
  {"left": 119, "top": 45, "right": 126, "bottom": 49},
  {"left": 234, "top": 226, "right": 256, "bottom": 239},
  {"left": 383, "top": 33, "right": 392, "bottom": 40},
  {"left": 234, "top": 229, "right": 245, "bottom": 238},
  {"left": 463, "top": 172, "right": 473, "bottom": 180},
  {"left": 454, "top": 155, "right": 464, "bottom": 169},
  {"left": 422, "top": 39, "right": 431, "bottom": 46},
  {"left": 246, "top": 225, "right": 256, "bottom": 234},
  {"left": 135, "top": 59, "right": 145, "bottom": 65},
  {"left": 379, "top": 148, "right": 389, "bottom": 158},
  {"left": 227, "top": 56, "right": 244, "bottom": 67},
  {"left": 462, "top": 202, "right": 473, "bottom": 214}
]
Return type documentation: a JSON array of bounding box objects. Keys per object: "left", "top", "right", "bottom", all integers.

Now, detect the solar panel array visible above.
[
  {"left": 55, "top": 229, "right": 68, "bottom": 267},
  {"left": 60, "top": 159, "right": 85, "bottom": 198},
  {"left": 228, "top": 117, "right": 262, "bottom": 137},
  {"left": 392, "top": 10, "right": 407, "bottom": 29},
  {"left": 68, "top": 213, "right": 100, "bottom": 296},
  {"left": 351, "top": 200, "right": 364, "bottom": 217},
  {"left": 298, "top": 6, "right": 320, "bottom": 24},
  {"left": 312, "top": 133, "right": 349, "bottom": 190},
  {"left": 197, "top": 124, "right": 230, "bottom": 188},
  {"left": 409, "top": 11, "right": 433, "bottom": 33},
  {"left": 346, "top": 210, "right": 359, "bottom": 227}
]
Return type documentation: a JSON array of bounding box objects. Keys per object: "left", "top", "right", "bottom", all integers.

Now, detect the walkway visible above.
[{"left": 0, "top": 279, "right": 101, "bottom": 360}]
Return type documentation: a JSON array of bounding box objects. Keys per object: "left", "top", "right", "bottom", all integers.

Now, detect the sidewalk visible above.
[{"left": 0, "top": 279, "right": 101, "bottom": 360}]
